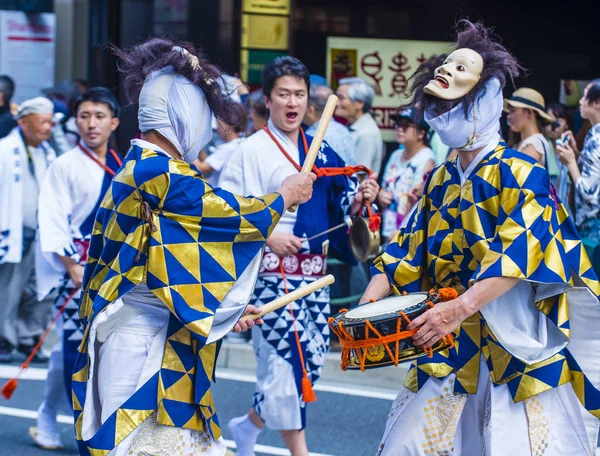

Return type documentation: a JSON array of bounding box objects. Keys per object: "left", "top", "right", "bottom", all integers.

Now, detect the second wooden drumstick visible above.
[{"left": 240, "top": 274, "right": 335, "bottom": 322}]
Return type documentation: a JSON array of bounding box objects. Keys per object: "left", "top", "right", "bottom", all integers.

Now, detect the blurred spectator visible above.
[
  {"left": 43, "top": 80, "right": 86, "bottom": 154},
  {"left": 304, "top": 83, "right": 356, "bottom": 165},
  {"left": 335, "top": 77, "right": 384, "bottom": 174},
  {"left": 248, "top": 89, "right": 268, "bottom": 133},
  {"left": 545, "top": 102, "right": 575, "bottom": 215},
  {"left": 505, "top": 88, "right": 555, "bottom": 168},
  {"left": 556, "top": 79, "right": 600, "bottom": 242},
  {"left": 0, "top": 97, "right": 57, "bottom": 363},
  {"left": 195, "top": 113, "right": 246, "bottom": 186},
  {"left": 378, "top": 108, "right": 435, "bottom": 241},
  {"left": 0, "top": 75, "right": 16, "bottom": 138}
]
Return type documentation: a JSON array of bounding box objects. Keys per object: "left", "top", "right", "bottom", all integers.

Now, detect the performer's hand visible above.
[
  {"left": 377, "top": 189, "right": 393, "bottom": 208},
  {"left": 267, "top": 232, "right": 302, "bottom": 257},
  {"left": 232, "top": 305, "right": 264, "bottom": 333},
  {"left": 67, "top": 264, "right": 85, "bottom": 288},
  {"left": 408, "top": 299, "right": 466, "bottom": 348},
  {"left": 279, "top": 173, "right": 316, "bottom": 208},
  {"left": 352, "top": 173, "right": 379, "bottom": 215}
]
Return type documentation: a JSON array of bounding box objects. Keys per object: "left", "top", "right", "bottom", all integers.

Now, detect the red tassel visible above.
[
  {"left": 302, "top": 376, "right": 317, "bottom": 403},
  {"left": 1, "top": 377, "right": 19, "bottom": 400}
]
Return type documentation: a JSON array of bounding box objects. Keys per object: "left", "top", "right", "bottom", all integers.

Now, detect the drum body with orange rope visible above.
[{"left": 328, "top": 288, "right": 457, "bottom": 371}]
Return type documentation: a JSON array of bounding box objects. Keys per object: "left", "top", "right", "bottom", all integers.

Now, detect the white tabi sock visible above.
[{"left": 228, "top": 414, "right": 262, "bottom": 456}]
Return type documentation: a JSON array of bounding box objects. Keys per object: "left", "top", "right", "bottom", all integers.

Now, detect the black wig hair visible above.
[
  {"left": 405, "top": 20, "right": 523, "bottom": 119},
  {"left": 73, "top": 87, "right": 121, "bottom": 118},
  {"left": 262, "top": 56, "right": 310, "bottom": 99},
  {"left": 112, "top": 37, "right": 245, "bottom": 130}
]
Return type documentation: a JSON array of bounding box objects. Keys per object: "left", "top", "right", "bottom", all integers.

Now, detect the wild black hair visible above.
[
  {"left": 73, "top": 87, "right": 121, "bottom": 118},
  {"left": 262, "top": 56, "right": 310, "bottom": 99},
  {"left": 405, "top": 20, "right": 523, "bottom": 119},
  {"left": 111, "top": 37, "right": 244, "bottom": 130}
]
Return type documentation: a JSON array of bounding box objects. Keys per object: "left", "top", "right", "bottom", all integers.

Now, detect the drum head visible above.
[{"left": 338, "top": 293, "right": 429, "bottom": 326}]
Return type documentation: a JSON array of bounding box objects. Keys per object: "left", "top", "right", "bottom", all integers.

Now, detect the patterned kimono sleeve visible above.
[
  {"left": 370, "top": 182, "right": 430, "bottom": 293},
  {"left": 472, "top": 156, "right": 598, "bottom": 292}
]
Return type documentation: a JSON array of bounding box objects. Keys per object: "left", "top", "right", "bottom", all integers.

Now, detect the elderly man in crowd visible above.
[
  {"left": 304, "top": 83, "right": 356, "bottom": 165},
  {"left": 335, "top": 76, "right": 385, "bottom": 174},
  {"left": 0, "top": 75, "right": 17, "bottom": 139},
  {"left": 0, "top": 97, "right": 56, "bottom": 362}
]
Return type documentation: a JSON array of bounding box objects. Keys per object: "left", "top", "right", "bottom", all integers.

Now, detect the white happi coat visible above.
[
  {"left": 0, "top": 127, "right": 55, "bottom": 264},
  {"left": 36, "top": 143, "right": 114, "bottom": 300}
]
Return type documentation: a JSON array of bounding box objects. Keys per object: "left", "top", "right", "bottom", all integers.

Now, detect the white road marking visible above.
[
  {"left": 0, "top": 405, "right": 334, "bottom": 456},
  {"left": 0, "top": 365, "right": 397, "bottom": 401}
]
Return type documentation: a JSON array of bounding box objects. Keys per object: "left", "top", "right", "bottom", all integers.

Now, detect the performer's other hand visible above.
[
  {"left": 279, "top": 173, "right": 316, "bottom": 208},
  {"left": 408, "top": 299, "right": 465, "bottom": 348},
  {"left": 377, "top": 189, "right": 393, "bottom": 208},
  {"left": 356, "top": 173, "right": 379, "bottom": 204},
  {"left": 232, "top": 305, "right": 264, "bottom": 333},
  {"left": 67, "top": 264, "right": 85, "bottom": 288},
  {"left": 267, "top": 232, "right": 302, "bottom": 257}
]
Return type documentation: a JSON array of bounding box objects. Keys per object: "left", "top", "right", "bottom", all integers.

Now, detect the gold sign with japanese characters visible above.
[
  {"left": 326, "top": 37, "right": 453, "bottom": 141},
  {"left": 242, "top": 14, "right": 289, "bottom": 50},
  {"left": 242, "top": 0, "right": 290, "bottom": 16}
]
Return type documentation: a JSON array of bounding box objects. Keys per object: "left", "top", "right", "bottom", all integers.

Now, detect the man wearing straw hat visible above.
[
  {"left": 219, "top": 56, "right": 379, "bottom": 456},
  {"left": 0, "top": 97, "right": 56, "bottom": 363},
  {"left": 361, "top": 20, "right": 600, "bottom": 455}
]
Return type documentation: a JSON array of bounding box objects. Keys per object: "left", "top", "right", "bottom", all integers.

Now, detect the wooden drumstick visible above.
[
  {"left": 240, "top": 274, "right": 335, "bottom": 322},
  {"left": 288, "top": 94, "right": 339, "bottom": 213}
]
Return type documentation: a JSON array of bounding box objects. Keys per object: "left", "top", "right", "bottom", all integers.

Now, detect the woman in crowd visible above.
[
  {"left": 377, "top": 108, "right": 435, "bottom": 242},
  {"left": 505, "top": 87, "right": 555, "bottom": 168},
  {"left": 556, "top": 79, "right": 600, "bottom": 242},
  {"left": 195, "top": 112, "right": 247, "bottom": 186}
]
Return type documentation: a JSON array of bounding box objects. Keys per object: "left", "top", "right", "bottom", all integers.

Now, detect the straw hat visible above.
[{"left": 504, "top": 88, "right": 555, "bottom": 123}]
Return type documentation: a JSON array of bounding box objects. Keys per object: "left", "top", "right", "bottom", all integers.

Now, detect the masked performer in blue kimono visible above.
[
  {"left": 219, "top": 56, "right": 379, "bottom": 456},
  {"left": 360, "top": 20, "right": 600, "bottom": 456},
  {"left": 71, "top": 38, "right": 315, "bottom": 456}
]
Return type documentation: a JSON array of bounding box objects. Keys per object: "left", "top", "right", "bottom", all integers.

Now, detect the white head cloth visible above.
[
  {"left": 425, "top": 77, "right": 503, "bottom": 151},
  {"left": 15, "top": 96, "right": 54, "bottom": 120},
  {"left": 138, "top": 67, "right": 212, "bottom": 163}
]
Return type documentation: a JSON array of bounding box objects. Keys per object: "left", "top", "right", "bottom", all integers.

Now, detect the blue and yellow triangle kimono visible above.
[
  {"left": 372, "top": 141, "right": 600, "bottom": 417},
  {"left": 72, "top": 142, "right": 284, "bottom": 455}
]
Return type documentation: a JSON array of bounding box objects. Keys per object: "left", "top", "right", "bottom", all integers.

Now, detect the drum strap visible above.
[
  {"left": 279, "top": 262, "right": 317, "bottom": 403},
  {"left": 263, "top": 126, "right": 381, "bottom": 231}
]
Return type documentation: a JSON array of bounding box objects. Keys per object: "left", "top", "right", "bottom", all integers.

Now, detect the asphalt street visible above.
[{"left": 0, "top": 357, "right": 393, "bottom": 456}]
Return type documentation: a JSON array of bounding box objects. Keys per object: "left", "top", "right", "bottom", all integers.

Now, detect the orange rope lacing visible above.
[
  {"left": 328, "top": 288, "right": 457, "bottom": 372},
  {"left": 279, "top": 263, "right": 317, "bottom": 403}
]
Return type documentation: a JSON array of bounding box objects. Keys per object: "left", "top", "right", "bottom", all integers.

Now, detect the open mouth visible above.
[
  {"left": 434, "top": 76, "right": 449, "bottom": 89},
  {"left": 286, "top": 112, "right": 298, "bottom": 121}
]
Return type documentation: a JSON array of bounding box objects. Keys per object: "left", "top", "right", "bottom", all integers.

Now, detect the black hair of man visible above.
[
  {"left": 262, "top": 56, "right": 310, "bottom": 99},
  {"left": 73, "top": 87, "right": 121, "bottom": 118},
  {"left": 586, "top": 79, "right": 600, "bottom": 105},
  {"left": 0, "top": 75, "right": 15, "bottom": 105}
]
